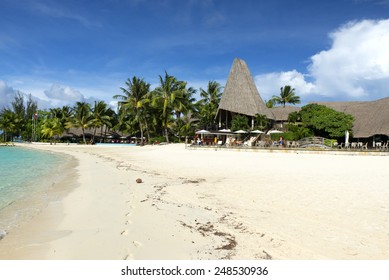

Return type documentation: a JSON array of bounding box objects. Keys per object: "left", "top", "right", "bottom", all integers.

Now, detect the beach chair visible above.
[{"left": 361, "top": 143, "right": 368, "bottom": 150}]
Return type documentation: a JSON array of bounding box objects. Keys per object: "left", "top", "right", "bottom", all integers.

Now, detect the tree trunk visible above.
[
  {"left": 82, "top": 127, "right": 86, "bottom": 144},
  {"left": 93, "top": 127, "right": 97, "bottom": 142},
  {"left": 144, "top": 119, "right": 151, "bottom": 144},
  {"left": 139, "top": 123, "right": 144, "bottom": 146},
  {"left": 100, "top": 127, "right": 104, "bottom": 143},
  {"left": 164, "top": 126, "right": 169, "bottom": 143}
]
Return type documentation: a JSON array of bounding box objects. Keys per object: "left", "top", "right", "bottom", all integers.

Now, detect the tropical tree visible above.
[
  {"left": 153, "top": 72, "right": 184, "bottom": 143},
  {"left": 198, "top": 80, "right": 223, "bottom": 130},
  {"left": 0, "top": 109, "right": 18, "bottom": 142},
  {"left": 10, "top": 92, "right": 26, "bottom": 137},
  {"left": 231, "top": 114, "right": 250, "bottom": 131},
  {"left": 72, "top": 102, "right": 93, "bottom": 144},
  {"left": 173, "top": 111, "right": 199, "bottom": 142},
  {"left": 91, "top": 101, "right": 111, "bottom": 143},
  {"left": 265, "top": 99, "right": 274, "bottom": 108},
  {"left": 271, "top": 85, "right": 301, "bottom": 107},
  {"left": 299, "top": 104, "right": 354, "bottom": 139},
  {"left": 114, "top": 77, "right": 151, "bottom": 145},
  {"left": 41, "top": 117, "right": 62, "bottom": 144},
  {"left": 49, "top": 106, "right": 67, "bottom": 126},
  {"left": 254, "top": 114, "right": 270, "bottom": 131}
]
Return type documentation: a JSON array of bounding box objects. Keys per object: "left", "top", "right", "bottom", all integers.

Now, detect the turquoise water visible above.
[{"left": 0, "top": 147, "right": 70, "bottom": 229}]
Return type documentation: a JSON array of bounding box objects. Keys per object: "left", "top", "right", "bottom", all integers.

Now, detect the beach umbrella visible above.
[
  {"left": 250, "top": 130, "right": 264, "bottom": 134},
  {"left": 234, "top": 130, "right": 247, "bottom": 134},
  {"left": 267, "top": 129, "right": 283, "bottom": 135},
  {"left": 218, "top": 129, "right": 231, "bottom": 133},
  {"left": 195, "top": 129, "right": 210, "bottom": 142},
  {"left": 195, "top": 129, "right": 210, "bottom": 134}
]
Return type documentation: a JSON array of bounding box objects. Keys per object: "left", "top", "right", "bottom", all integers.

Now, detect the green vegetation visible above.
[
  {"left": 0, "top": 75, "right": 224, "bottom": 144},
  {"left": 231, "top": 115, "right": 250, "bottom": 131},
  {"left": 299, "top": 104, "right": 354, "bottom": 139},
  {"left": 0, "top": 77, "right": 354, "bottom": 145},
  {"left": 270, "top": 85, "right": 301, "bottom": 107},
  {"left": 283, "top": 104, "right": 354, "bottom": 140}
]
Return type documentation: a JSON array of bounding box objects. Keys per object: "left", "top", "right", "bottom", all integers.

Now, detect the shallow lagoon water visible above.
[{"left": 0, "top": 146, "right": 72, "bottom": 231}]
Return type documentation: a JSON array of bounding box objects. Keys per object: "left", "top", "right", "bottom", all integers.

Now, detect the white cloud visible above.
[
  {"left": 0, "top": 80, "right": 17, "bottom": 109},
  {"left": 255, "top": 19, "right": 389, "bottom": 101},
  {"left": 43, "top": 84, "right": 100, "bottom": 107},
  {"left": 310, "top": 19, "right": 389, "bottom": 99},
  {"left": 255, "top": 70, "right": 315, "bottom": 102},
  {"left": 44, "top": 84, "right": 85, "bottom": 102},
  {"left": 1, "top": 80, "right": 99, "bottom": 110},
  {"left": 0, "top": 80, "right": 51, "bottom": 109}
]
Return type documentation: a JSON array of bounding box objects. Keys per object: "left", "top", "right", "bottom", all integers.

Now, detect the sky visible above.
[{"left": 1, "top": 0, "right": 389, "bottom": 109}]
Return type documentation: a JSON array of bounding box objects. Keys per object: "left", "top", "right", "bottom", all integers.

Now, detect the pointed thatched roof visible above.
[
  {"left": 217, "top": 58, "right": 274, "bottom": 119},
  {"left": 317, "top": 97, "right": 389, "bottom": 138}
]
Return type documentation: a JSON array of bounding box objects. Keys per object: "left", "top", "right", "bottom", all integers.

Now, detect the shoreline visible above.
[
  {"left": 0, "top": 143, "right": 389, "bottom": 259},
  {"left": 0, "top": 146, "right": 78, "bottom": 259}
]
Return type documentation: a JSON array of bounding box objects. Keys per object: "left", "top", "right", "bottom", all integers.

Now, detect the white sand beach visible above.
[{"left": 0, "top": 143, "right": 388, "bottom": 260}]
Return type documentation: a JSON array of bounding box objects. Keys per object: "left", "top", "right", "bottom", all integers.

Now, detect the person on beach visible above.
[{"left": 279, "top": 136, "right": 284, "bottom": 147}]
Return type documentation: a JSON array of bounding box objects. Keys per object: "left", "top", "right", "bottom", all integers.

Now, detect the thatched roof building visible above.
[
  {"left": 216, "top": 58, "right": 388, "bottom": 138},
  {"left": 216, "top": 58, "right": 273, "bottom": 128},
  {"left": 317, "top": 97, "right": 389, "bottom": 138},
  {"left": 269, "top": 106, "right": 300, "bottom": 121}
]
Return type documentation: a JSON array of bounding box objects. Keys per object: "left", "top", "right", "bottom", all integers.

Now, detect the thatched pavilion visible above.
[
  {"left": 318, "top": 98, "right": 389, "bottom": 140},
  {"left": 216, "top": 58, "right": 389, "bottom": 141},
  {"left": 216, "top": 58, "right": 274, "bottom": 129}
]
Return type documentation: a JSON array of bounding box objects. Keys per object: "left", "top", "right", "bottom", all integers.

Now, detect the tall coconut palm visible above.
[
  {"left": 114, "top": 77, "right": 151, "bottom": 145},
  {"left": 153, "top": 72, "right": 183, "bottom": 143},
  {"left": 271, "top": 85, "right": 301, "bottom": 107},
  {"left": 198, "top": 80, "right": 223, "bottom": 129},
  {"left": 41, "top": 117, "right": 62, "bottom": 145},
  {"left": 72, "top": 102, "right": 93, "bottom": 144},
  {"left": 172, "top": 81, "right": 197, "bottom": 121},
  {"left": 91, "top": 101, "right": 111, "bottom": 143}
]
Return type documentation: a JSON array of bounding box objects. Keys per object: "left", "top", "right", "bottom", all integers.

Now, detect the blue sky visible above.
[{"left": 1, "top": 0, "right": 389, "bottom": 109}]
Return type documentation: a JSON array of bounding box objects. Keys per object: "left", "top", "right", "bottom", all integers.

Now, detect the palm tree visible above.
[
  {"left": 114, "top": 77, "right": 151, "bottom": 145},
  {"left": 153, "top": 72, "right": 183, "bottom": 143},
  {"left": 72, "top": 102, "right": 93, "bottom": 144},
  {"left": 0, "top": 109, "right": 18, "bottom": 142},
  {"left": 254, "top": 114, "right": 270, "bottom": 130},
  {"left": 91, "top": 101, "right": 111, "bottom": 143},
  {"left": 198, "top": 80, "right": 223, "bottom": 129},
  {"left": 174, "top": 111, "right": 199, "bottom": 142},
  {"left": 172, "top": 81, "right": 196, "bottom": 121},
  {"left": 271, "top": 85, "right": 301, "bottom": 107},
  {"left": 41, "top": 117, "right": 62, "bottom": 145},
  {"left": 265, "top": 99, "right": 274, "bottom": 108}
]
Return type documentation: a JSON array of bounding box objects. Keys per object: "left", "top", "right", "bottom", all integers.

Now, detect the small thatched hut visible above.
[{"left": 216, "top": 58, "right": 274, "bottom": 129}]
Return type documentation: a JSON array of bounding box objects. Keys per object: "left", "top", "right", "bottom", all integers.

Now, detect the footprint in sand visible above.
[
  {"left": 126, "top": 220, "right": 133, "bottom": 225},
  {"left": 133, "top": 241, "right": 142, "bottom": 247},
  {"left": 121, "top": 230, "right": 128, "bottom": 236},
  {"left": 125, "top": 212, "right": 132, "bottom": 217}
]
